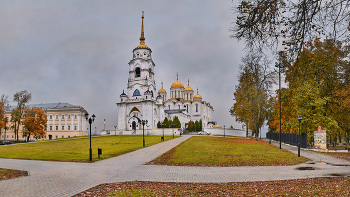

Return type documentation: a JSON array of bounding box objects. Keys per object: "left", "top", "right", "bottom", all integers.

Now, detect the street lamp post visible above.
[
  {"left": 104, "top": 119, "right": 106, "bottom": 131},
  {"left": 275, "top": 62, "right": 282, "bottom": 149},
  {"left": 224, "top": 125, "right": 225, "bottom": 137},
  {"left": 298, "top": 115, "right": 302, "bottom": 157},
  {"left": 141, "top": 120, "right": 148, "bottom": 147},
  {"left": 160, "top": 123, "right": 165, "bottom": 141},
  {"left": 85, "top": 113, "right": 96, "bottom": 162},
  {"left": 114, "top": 125, "right": 117, "bottom": 135}
]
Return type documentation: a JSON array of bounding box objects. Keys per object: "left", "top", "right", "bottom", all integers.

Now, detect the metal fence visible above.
[{"left": 266, "top": 132, "right": 307, "bottom": 148}]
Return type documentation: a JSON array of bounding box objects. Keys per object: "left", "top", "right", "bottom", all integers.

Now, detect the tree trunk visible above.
[
  {"left": 246, "top": 122, "right": 249, "bottom": 137},
  {"left": 256, "top": 89, "right": 261, "bottom": 141},
  {"left": 13, "top": 121, "right": 17, "bottom": 141},
  {"left": 27, "top": 134, "right": 30, "bottom": 142},
  {"left": 16, "top": 118, "right": 21, "bottom": 142}
]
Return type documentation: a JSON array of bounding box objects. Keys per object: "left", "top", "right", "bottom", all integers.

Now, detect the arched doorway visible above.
[{"left": 132, "top": 121, "right": 136, "bottom": 130}]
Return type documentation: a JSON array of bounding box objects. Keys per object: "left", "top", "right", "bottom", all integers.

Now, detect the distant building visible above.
[
  {"left": 116, "top": 13, "right": 214, "bottom": 133},
  {"left": 2, "top": 102, "right": 88, "bottom": 140}
]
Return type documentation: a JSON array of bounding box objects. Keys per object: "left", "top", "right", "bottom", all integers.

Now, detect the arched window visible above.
[
  {"left": 133, "top": 89, "right": 141, "bottom": 96},
  {"left": 196, "top": 104, "right": 198, "bottom": 112},
  {"left": 135, "top": 67, "right": 141, "bottom": 78}
]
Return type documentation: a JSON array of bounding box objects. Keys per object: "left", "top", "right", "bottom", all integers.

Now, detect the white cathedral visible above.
[{"left": 116, "top": 13, "right": 214, "bottom": 132}]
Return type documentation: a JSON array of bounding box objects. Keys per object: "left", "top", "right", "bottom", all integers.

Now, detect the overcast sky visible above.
[{"left": 0, "top": 0, "right": 270, "bottom": 132}]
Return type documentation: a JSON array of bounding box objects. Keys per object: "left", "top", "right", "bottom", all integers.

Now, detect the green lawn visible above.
[
  {"left": 152, "top": 136, "right": 308, "bottom": 166},
  {"left": 0, "top": 135, "right": 176, "bottom": 162}
]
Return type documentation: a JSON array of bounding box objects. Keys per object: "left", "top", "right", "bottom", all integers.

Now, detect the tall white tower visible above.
[
  {"left": 127, "top": 11, "right": 156, "bottom": 100},
  {"left": 117, "top": 12, "right": 164, "bottom": 132}
]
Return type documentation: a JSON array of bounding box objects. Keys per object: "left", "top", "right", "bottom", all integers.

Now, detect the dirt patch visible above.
[
  {"left": 73, "top": 177, "right": 350, "bottom": 197},
  {"left": 0, "top": 168, "right": 28, "bottom": 181}
]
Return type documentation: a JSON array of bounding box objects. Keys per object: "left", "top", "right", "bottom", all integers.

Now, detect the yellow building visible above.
[{"left": 2, "top": 102, "right": 88, "bottom": 141}]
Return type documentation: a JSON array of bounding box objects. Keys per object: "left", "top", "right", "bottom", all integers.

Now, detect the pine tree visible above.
[
  {"left": 173, "top": 116, "right": 181, "bottom": 128},
  {"left": 199, "top": 119, "right": 203, "bottom": 131}
]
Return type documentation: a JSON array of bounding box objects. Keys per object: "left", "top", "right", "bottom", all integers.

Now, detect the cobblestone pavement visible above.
[{"left": 0, "top": 136, "right": 349, "bottom": 197}]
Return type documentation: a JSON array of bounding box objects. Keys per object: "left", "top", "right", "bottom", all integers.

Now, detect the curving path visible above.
[{"left": 0, "top": 136, "right": 349, "bottom": 197}]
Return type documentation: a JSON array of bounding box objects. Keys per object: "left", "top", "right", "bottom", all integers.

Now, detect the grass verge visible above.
[
  {"left": 320, "top": 152, "right": 350, "bottom": 161},
  {"left": 73, "top": 178, "right": 350, "bottom": 197},
  {"left": 151, "top": 136, "right": 308, "bottom": 166},
  {"left": 0, "top": 168, "right": 28, "bottom": 181},
  {"left": 0, "top": 135, "right": 177, "bottom": 162}
]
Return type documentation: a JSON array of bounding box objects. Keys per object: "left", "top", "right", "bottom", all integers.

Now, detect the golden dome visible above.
[
  {"left": 171, "top": 79, "right": 184, "bottom": 88},
  {"left": 184, "top": 86, "right": 193, "bottom": 91},
  {"left": 194, "top": 93, "right": 202, "bottom": 99},
  {"left": 184, "top": 79, "right": 193, "bottom": 91},
  {"left": 158, "top": 81, "right": 166, "bottom": 93},
  {"left": 135, "top": 43, "right": 150, "bottom": 50},
  {"left": 158, "top": 88, "right": 166, "bottom": 93},
  {"left": 194, "top": 87, "right": 202, "bottom": 99}
]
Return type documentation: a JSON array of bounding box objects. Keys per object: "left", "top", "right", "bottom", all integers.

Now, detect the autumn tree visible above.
[
  {"left": 0, "top": 94, "right": 9, "bottom": 138},
  {"left": 231, "top": 0, "right": 350, "bottom": 61},
  {"left": 22, "top": 107, "right": 47, "bottom": 141},
  {"left": 230, "top": 53, "right": 276, "bottom": 138},
  {"left": 268, "top": 39, "right": 350, "bottom": 144},
  {"left": 12, "top": 90, "right": 31, "bottom": 141},
  {"left": 10, "top": 109, "right": 20, "bottom": 140},
  {"left": 2, "top": 117, "right": 9, "bottom": 140}
]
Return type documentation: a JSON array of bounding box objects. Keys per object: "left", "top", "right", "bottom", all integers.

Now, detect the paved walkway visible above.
[{"left": 0, "top": 136, "right": 349, "bottom": 197}]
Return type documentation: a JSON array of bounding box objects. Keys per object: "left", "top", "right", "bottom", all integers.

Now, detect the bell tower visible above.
[{"left": 127, "top": 11, "right": 156, "bottom": 100}]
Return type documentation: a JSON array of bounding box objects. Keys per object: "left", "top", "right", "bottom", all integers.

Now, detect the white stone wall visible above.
[{"left": 204, "top": 128, "right": 246, "bottom": 137}]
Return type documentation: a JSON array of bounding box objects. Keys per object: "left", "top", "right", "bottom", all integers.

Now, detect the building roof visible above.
[
  {"left": 164, "top": 109, "right": 186, "bottom": 114},
  {"left": 5, "top": 102, "right": 85, "bottom": 111}
]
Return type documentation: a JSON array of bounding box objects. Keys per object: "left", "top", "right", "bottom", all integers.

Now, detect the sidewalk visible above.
[
  {"left": 0, "top": 136, "right": 349, "bottom": 197},
  {"left": 264, "top": 138, "right": 350, "bottom": 166}
]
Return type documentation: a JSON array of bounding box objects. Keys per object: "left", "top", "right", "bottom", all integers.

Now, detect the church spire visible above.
[
  {"left": 177, "top": 72, "right": 178, "bottom": 80},
  {"left": 134, "top": 11, "right": 150, "bottom": 50},
  {"left": 140, "top": 11, "right": 145, "bottom": 45},
  {"left": 188, "top": 79, "right": 190, "bottom": 86}
]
